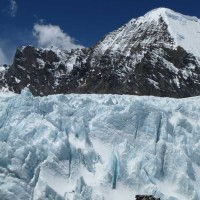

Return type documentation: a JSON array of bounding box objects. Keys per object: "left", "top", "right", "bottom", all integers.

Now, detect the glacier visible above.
[{"left": 0, "top": 89, "right": 200, "bottom": 200}]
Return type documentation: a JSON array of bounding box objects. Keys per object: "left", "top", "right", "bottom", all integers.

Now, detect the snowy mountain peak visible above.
[
  {"left": 142, "top": 7, "right": 198, "bottom": 23},
  {"left": 140, "top": 8, "right": 200, "bottom": 57},
  {"left": 1, "top": 8, "right": 200, "bottom": 97},
  {"left": 142, "top": 7, "right": 173, "bottom": 21},
  {"left": 94, "top": 7, "right": 200, "bottom": 58},
  {"left": 143, "top": 7, "right": 198, "bottom": 21}
]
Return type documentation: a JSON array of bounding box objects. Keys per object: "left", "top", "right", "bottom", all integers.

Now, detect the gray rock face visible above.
[
  {"left": 1, "top": 8, "right": 200, "bottom": 97},
  {"left": 135, "top": 195, "right": 160, "bottom": 200}
]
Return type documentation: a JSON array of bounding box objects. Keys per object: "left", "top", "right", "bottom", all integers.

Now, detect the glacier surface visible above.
[{"left": 0, "top": 90, "right": 200, "bottom": 200}]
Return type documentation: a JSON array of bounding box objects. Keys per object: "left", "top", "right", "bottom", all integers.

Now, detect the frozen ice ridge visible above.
[{"left": 0, "top": 89, "right": 200, "bottom": 199}]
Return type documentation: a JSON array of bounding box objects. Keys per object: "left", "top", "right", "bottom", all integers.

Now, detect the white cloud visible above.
[
  {"left": 33, "top": 24, "right": 84, "bottom": 51},
  {"left": 9, "top": 0, "right": 18, "bottom": 17},
  {"left": 1, "top": 0, "right": 18, "bottom": 17},
  {"left": 0, "top": 48, "right": 8, "bottom": 65},
  {"left": 0, "top": 39, "right": 16, "bottom": 65}
]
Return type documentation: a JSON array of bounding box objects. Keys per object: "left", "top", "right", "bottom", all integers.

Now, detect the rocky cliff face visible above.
[
  {"left": 1, "top": 8, "right": 200, "bottom": 97},
  {"left": 135, "top": 195, "right": 160, "bottom": 200}
]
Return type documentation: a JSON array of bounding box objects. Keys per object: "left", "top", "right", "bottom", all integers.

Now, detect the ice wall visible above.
[{"left": 0, "top": 90, "right": 200, "bottom": 200}]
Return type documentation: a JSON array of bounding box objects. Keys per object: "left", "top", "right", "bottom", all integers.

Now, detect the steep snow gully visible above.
[{"left": 0, "top": 89, "right": 200, "bottom": 200}]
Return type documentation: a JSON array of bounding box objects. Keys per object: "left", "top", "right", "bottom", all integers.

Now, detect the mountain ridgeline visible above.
[{"left": 1, "top": 8, "right": 200, "bottom": 97}]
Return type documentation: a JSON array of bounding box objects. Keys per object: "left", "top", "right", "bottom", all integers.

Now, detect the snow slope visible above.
[
  {"left": 95, "top": 8, "right": 200, "bottom": 58},
  {"left": 145, "top": 8, "right": 200, "bottom": 57},
  {"left": 1, "top": 89, "right": 200, "bottom": 200}
]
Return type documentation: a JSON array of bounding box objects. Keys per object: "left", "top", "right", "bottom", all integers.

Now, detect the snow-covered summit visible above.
[
  {"left": 95, "top": 7, "right": 200, "bottom": 57},
  {"left": 140, "top": 8, "right": 200, "bottom": 57},
  {"left": 143, "top": 7, "right": 198, "bottom": 22}
]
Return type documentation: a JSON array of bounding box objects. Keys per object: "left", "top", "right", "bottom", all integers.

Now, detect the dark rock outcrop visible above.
[{"left": 135, "top": 195, "right": 160, "bottom": 200}]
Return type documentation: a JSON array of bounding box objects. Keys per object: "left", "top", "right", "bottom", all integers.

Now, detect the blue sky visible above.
[{"left": 0, "top": 0, "right": 200, "bottom": 64}]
